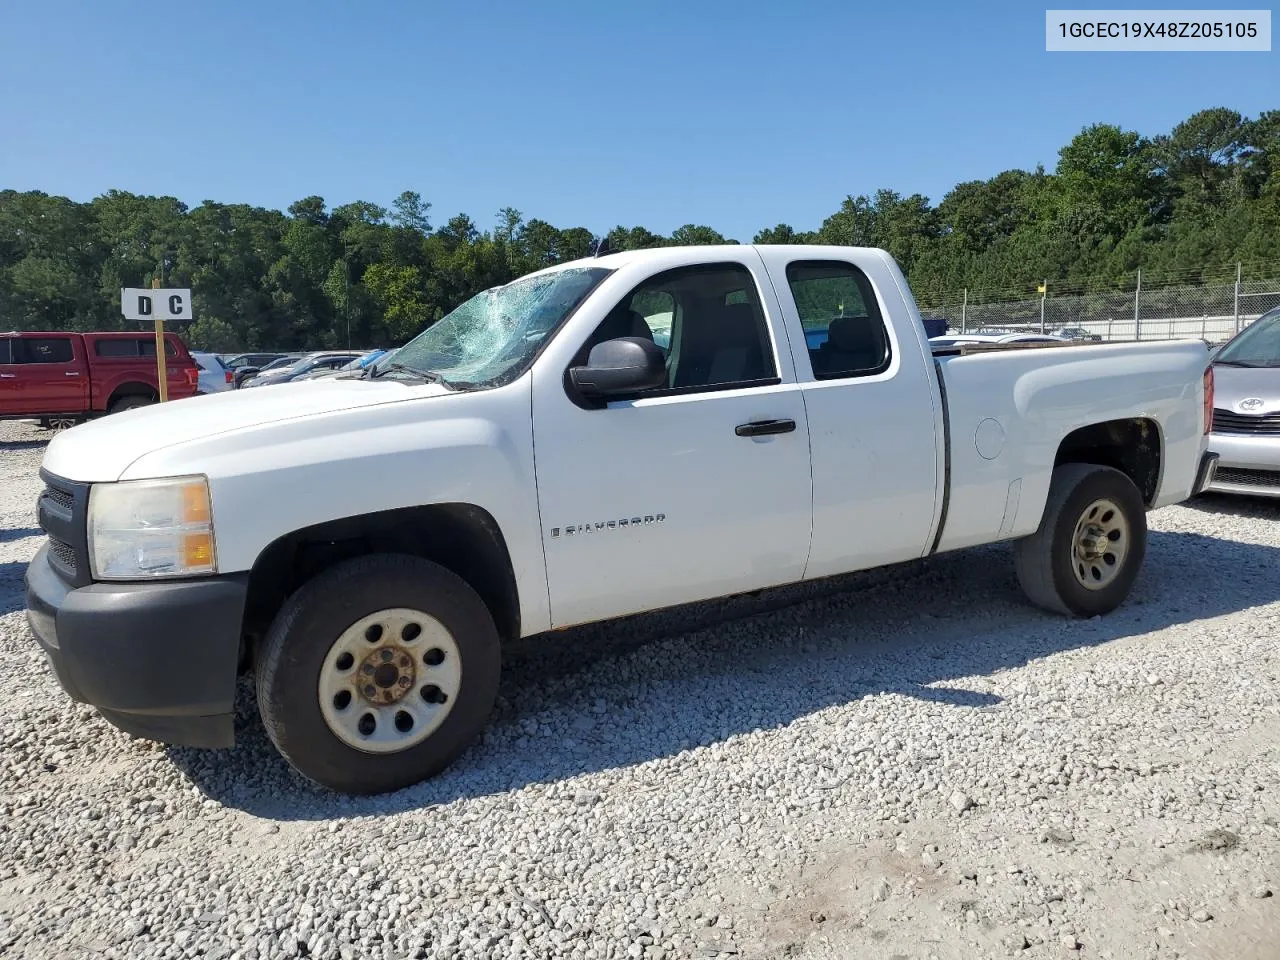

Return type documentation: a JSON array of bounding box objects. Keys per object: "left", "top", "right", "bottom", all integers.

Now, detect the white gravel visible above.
[{"left": 1, "top": 417, "right": 1278, "bottom": 960}]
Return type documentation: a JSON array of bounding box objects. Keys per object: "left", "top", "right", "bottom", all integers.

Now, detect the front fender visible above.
[{"left": 119, "top": 380, "right": 551, "bottom": 634}]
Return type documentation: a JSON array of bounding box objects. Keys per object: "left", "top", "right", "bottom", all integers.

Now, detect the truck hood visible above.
[{"left": 42, "top": 377, "right": 448, "bottom": 482}]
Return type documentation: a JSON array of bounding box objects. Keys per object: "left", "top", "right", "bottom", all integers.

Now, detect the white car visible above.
[
  {"left": 26, "top": 244, "right": 1215, "bottom": 794},
  {"left": 190, "top": 351, "right": 233, "bottom": 394}
]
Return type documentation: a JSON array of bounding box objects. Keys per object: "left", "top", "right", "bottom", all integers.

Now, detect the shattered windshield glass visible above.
[{"left": 374, "top": 266, "right": 612, "bottom": 388}]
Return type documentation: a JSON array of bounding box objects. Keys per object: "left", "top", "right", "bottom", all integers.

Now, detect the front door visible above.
[
  {"left": 531, "top": 256, "right": 813, "bottom": 628},
  {"left": 6, "top": 336, "right": 87, "bottom": 415}
]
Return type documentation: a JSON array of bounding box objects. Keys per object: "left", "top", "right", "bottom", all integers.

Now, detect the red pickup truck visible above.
[{"left": 0, "top": 331, "right": 200, "bottom": 429}]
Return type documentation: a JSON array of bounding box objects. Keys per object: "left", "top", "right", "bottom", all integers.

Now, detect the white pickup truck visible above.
[{"left": 25, "top": 244, "right": 1218, "bottom": 794}]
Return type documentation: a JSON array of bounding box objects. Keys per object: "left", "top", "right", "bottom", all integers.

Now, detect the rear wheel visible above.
[
  {"left": 109, "top": 395, "right": 153, "bottom": 414},
  {"left": 255, "top": 553, "right": 501, "bottom": 794},
  {"left": 1014, "top": 463, "right": 1147, "bottom": 617}
]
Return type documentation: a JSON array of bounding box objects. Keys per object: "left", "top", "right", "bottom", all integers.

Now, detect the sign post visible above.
[
  {"left": 152, "top": 276, "right": 168, "bottom": 401},
  {"left": 121, "top": 286, "right": 194, "bottom": 403}
]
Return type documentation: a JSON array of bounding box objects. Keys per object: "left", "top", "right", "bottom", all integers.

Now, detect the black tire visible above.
[
  {"left": 255, "top": 553, "right": 501, "bottom": 794},
  {"left": 109, "top": 395, "right": 153, "bottom": 414},
  {"left": 1014, "top": 463, "right": 1147, "bottom": 617}
]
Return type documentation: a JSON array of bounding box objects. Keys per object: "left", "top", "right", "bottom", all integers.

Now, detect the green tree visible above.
[
  {"left": 669, "top": 224, "right": 732, "bottom": 245},
  {"left": 1, "top": 106, "right": 1275, "bottom": 347},
  {"left": 391, "top": 191, "right": 432, "bottom": 233},
  {"left": 363, "top": 262, "right": 431, "bottom": 342}
]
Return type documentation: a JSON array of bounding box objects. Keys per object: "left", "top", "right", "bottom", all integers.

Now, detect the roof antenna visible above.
[{"left": 593, "top": 235, "right": 616, "bottom": 258}]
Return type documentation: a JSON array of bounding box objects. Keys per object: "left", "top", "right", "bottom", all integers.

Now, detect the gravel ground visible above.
[{"left": 1, "top": 417, "right": 1278, "bottom": 960}]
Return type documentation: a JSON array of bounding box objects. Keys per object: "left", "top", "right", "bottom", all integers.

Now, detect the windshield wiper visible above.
[
  {"left": 1213, "top": 359, "right": 1263, "bottom": 367},
  {"left": 370, "top": 361, "right": 458, "bottom": 389}
]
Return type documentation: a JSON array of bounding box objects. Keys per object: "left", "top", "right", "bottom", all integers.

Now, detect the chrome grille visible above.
[{"left": 1213, "top": 409, "right": 1280, "bottom": 435}]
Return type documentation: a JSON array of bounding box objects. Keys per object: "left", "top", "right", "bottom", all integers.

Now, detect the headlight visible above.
[{"left": 88, "top": 476, "right": 217, "bottom": 580}]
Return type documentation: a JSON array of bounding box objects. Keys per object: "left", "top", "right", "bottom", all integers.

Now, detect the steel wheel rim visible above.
[
  {"left": 1071, "top": 497, "right": 1129, "bottom": 591},
  {"left": 318, "top": 607, "right": 462, "bottom": 754}
]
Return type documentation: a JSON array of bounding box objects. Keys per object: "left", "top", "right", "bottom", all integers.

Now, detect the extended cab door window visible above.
[
  {"left": 94, "top": 337, "right": 178, "bottom": 358},
  {"left": 533, "top": 258, "right": 812, "bottom": 627},
  {"left": 787, "top": 261, "right": 891, "bottom": 379}
]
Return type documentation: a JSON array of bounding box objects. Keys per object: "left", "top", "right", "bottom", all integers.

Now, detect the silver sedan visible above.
[{"left": 1205, "top": 306, "right": 1280, "bottom": 498}]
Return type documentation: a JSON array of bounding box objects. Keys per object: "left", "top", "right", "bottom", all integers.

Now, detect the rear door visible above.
[
  {"left": 755, "top": 248, "right": 943, "bottom": 577},
  {"left": 5, "top": 335, "right": 88, "bottom": 414}
]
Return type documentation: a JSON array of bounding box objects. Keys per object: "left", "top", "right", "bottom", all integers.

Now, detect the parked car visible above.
[
  {"left": 240, "top": 351, "right": 364, "bottom": 388},
  {"left": 25, "top": 244, "right": 1214, "bottom": 794},
  {"left": 930, "top": 333, "right": 1069, "bottom": 348},
  {"left": 234, "top": 354, "right": 302, "bottom": 389},
  {"left": 1, "top": 330, "right": 200, "bottom": 429},
  {"left": 191, "top": 351, "right": 234, "bottom": 394},
  {"left": 1203, "top": 305, "right": 1280, "bottom": 498},
  {"left": 1055, "top": 326, "right": 1103, "bottom": 341},
  {"left": 222, "top": 352, "right": 288, "bottom": 371},
  {"left": 293, "top": 349, "right": 392, "bottom": 381}
]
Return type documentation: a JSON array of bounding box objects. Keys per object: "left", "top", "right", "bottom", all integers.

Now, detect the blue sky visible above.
[{"left": 1, "top": 0, "right": 1275, "bottom": 240}]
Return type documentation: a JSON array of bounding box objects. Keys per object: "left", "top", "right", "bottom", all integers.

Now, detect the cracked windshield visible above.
[{"left": 375, "top": 266, "right": 611, "bottom": 386}]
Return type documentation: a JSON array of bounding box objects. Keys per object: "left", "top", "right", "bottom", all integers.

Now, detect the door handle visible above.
[
  {"left": 735, "top": 418, "right": 796, "bottom": 437},
  {"left": 0, "top": 373, "right": 14, "bottom": 379},
  {"left": 64, "top": 371, "right": 81, "bottom": 376}
]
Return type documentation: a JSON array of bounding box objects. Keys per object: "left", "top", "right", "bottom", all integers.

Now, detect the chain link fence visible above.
[{"left": 920, "top": 268, "right": 1280, "bottom": 344}]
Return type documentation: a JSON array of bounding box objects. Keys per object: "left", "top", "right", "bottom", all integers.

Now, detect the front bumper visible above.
[
  {"left": 24, "top": 542, "right": 248, "bottom": 747},
  {"left": 1204, "top": 433, "right": 1280, "bottom": 498}
]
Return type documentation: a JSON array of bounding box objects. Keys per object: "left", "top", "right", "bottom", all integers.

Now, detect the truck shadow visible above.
[
  {"left": 0, "top": 527, "right": 42, "bottom": 545},
  {"left": 168, "top": 528, "right": 1280, "bottom": 819},
  {"left": 0, "top": 561, "right": 29, "bottom": 613},
  {"left": 1184, "top": 492, "right": 1280, "bottom": 521}
]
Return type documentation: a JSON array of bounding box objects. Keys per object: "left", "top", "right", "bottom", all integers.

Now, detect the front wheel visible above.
[
  {"left": 255, "top": 553, "right": 501, "bottom": 794},
  {"left": 1014, "top": 463, "right": 1147, "bottom": 617}
]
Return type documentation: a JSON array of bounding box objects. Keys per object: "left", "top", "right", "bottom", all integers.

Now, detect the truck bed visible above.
[
  {"left": 928, "top": 336, "right": 1210, "bottom": 554},
  {"left": 929, "top": 337, "right": 1202, "bottom": 357}
]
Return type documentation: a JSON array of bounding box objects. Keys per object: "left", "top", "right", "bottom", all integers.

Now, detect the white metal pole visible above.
[
  {"left": 1234, "top": 262, "right": 1242, "bottom": 334},
  {"left": 1133, "top": 269, "right": 1142, "bottom": 341}
]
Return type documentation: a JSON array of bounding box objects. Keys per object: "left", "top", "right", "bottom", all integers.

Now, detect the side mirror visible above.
[{"left": 569, "top": 337, "right": 667, "bottom": 398}]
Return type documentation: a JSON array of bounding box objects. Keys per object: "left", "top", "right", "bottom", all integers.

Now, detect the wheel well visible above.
[
  {"left": 1054, "top": 417, "right": 1162, "bottom": 505},
  {"left": 107, "top": 382, "right": 158, "bottom": 407},
  {"left": 242, "top": 504, "right": 521, "bottom": 658}
]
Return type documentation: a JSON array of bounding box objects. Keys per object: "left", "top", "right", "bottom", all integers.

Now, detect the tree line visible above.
[{"left": 1, "top": 107, "right": 1276, "bottom": 352}]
